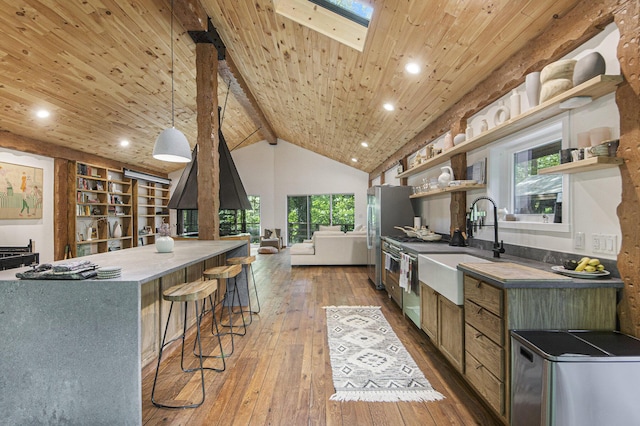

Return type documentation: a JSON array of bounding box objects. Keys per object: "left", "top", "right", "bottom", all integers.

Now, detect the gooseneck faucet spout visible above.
[{"left": 469, "top": 196, "right": 505, "bottom": 258}]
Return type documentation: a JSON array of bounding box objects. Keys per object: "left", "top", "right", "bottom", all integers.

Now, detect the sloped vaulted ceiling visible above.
[{"left": 0, "top": 0, "right": 581, "bottom": 174}]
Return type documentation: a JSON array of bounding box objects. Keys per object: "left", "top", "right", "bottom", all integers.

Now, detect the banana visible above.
[
  {"left": 588, "top": 259, "right": 601, "bottom": 266},
  {"left": 597, "top": 264, "right": 605, "bottom": 271},
  {"left": 585, "top": 265, "right": 597, "bottom": 272},
  {"left": 575, "top": 257, "right": 590, "bottom": 272}
]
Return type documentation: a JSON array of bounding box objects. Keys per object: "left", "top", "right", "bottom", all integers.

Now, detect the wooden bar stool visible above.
[
  {"left": 203, "top": 264, "right": 247, "bottom": 356},
  {"left": 226, "top": 255, "right": 260, "bottom": 325},
  {"left": 151, "top": 277, "right": 224, "bottom": 409}
]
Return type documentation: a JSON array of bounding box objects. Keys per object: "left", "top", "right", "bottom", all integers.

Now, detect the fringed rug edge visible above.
[{"left": 329, "top": 389, "right": 446, "bottom": 403}]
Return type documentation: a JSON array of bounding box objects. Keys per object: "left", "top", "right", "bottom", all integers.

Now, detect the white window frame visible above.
[{"left": 489, "top": 115, "right": 571, "bottom": 233}]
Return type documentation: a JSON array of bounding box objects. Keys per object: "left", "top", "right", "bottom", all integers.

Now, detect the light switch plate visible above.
[{"left": 574, "top": 232, "right": 585, "bottom": 249}]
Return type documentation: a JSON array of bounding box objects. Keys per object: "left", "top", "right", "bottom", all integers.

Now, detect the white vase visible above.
[
  {"left": 443, "top": 132, "right": 453, "bottom": 150},
  {"left": 112, "top": 221, "right": 122, "bottom": 238},
  {"left": 493, "top": 101, "right": 510, "bottom": 125},
  {"left": 510, "top": 89, "right": 521, "bottom": 117},
  {"left": 526, "top": 71, "right": 541, "bottom": 108},
  {"left": 155, "top": 236, "right": 174, "bottom": 253},
  {"left": 465, "top": 124, "right": 473, "bottom": 140}
]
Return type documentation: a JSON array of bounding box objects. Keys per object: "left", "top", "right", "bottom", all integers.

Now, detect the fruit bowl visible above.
[{"left": 551, "top": 265, "right": 610, "bottom": 278}]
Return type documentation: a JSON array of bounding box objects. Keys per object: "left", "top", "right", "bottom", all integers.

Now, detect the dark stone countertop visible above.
[{"left": 383, "top": 236, "right": 623, "bottom": 290}]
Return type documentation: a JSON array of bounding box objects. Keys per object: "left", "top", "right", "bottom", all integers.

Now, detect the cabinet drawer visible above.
[
  {"left": 465, "top": 351, "right": 504, "bottom": 416},
  {"left": 464, "top": 275, "right": 503, "bottom": 317},
  {"left": 386, "top": 272, "right": 402, "bottom": 307},
  {"left": 465, "top": 323, "right": 504, "bottom": 379},
  {"left": 465, "top": 299, "right": 504, "bottom": 345}
]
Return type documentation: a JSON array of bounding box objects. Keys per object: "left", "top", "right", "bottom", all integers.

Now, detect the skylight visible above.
[
  {"left": 309, "top": 0, "right": 373, "bottom": 27},
  {"left": 275, "top": 0, "right": 372, "bottom": 51}
]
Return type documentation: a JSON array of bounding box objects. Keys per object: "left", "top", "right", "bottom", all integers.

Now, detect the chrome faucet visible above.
[{"left": 468, "top": 196, "right": 505, "bottom": 258}]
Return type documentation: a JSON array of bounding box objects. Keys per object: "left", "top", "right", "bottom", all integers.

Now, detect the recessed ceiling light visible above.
[
  {"left": 120, "top": 139, "right": 130, "bottom": 147},
  {"left": 383, "top": 103, "right": 395, "bottom": 111},
  {"left": 361, "top": 141, "right": 369, "bottom": 148},
  {"left": 405, "top": 62, "right": 420, "bottom": 74},
  {"left": 351, "top": 158, "right": 358, "bottom": 162},
  {"left": 35, "top": 109, "right": 50, "bottom": 118}
]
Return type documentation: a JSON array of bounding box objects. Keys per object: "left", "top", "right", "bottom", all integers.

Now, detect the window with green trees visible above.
[
  {"left": 513, "top": 140, "right": 562, "bottom": 215},
  {"left": 177, "top": 195, "right": 261, "bottom": 242},
  {"left": 287, "top": 193, "right": 355, "bottom": 244}
]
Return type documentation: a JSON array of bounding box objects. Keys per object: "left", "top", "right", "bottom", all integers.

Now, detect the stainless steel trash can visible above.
[{"left": 511, "top": 330, "right": 640, "bottom": 426}]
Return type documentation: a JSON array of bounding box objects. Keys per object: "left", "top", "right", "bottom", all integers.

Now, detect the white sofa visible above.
[{"left": 290, "top": 230, "right": 367, "bottom": 266}]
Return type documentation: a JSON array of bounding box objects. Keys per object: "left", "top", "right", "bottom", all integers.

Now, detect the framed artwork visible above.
[{"left": 0, "top": 161, "right": 44, "bottom": 219}]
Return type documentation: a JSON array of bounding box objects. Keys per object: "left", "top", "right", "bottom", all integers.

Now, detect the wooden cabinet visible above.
[
  {"left": 463, "top": 275, "right": 506, "bottom": 416},
  {"left": 420, "top": 282, "right": 464, "bottom": 372},
  {"left": 71, "top": 162, "right": 133, "bottom": 257},
  {"left": 462, "top": 273, "right": 618, "bottom": 422},
  {"left": 134, "top": 179, "right": 170, "bottom": 246},
  {"left": 420, "top": 283, "right": 438, "bottom": 340}
]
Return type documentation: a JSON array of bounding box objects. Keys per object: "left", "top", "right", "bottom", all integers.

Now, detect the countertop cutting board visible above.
[{"left": 459, "top": 262, "right": 571, "bottom": 282}]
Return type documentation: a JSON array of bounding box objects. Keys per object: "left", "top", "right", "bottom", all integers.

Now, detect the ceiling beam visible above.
[
  {"left": 173, "top": 0, "right": 277, "bottom": 145},
  {"left": 219, "top": 56, "right": 278, "bottom": 145}
]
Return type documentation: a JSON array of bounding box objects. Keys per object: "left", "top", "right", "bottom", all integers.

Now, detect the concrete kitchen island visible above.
[{"left": 0, "top": 239, "right": 246, "bottom": 426}]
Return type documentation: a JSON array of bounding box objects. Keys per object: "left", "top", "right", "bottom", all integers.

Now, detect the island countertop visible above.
[
  {"left": 0, "top": 239, "right": 246, "bottom": 284},
  {"left": 0, "top": 239, "right": 247, "bottom": 426}
]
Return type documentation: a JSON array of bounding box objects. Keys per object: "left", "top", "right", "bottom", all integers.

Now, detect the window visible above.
[
  {"left": 287, "top": 194, "right": 355, "bottom": 244},
  {"left": 492, "top": 117, "right": 568, "bottom": 225},
  {"left": 513, "top": 141, "right": 562, "bottom": 216},
  {"left": 176, "top": 195, "right": 261, "bottom": 242},
  {"left": 220, "top": 195, "right": 261, "bottom": 241}
]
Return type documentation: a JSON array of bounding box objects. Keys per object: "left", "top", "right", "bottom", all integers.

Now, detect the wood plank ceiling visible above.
[{"left": 0, "top": 0, "right": 582, "bottom": 175}]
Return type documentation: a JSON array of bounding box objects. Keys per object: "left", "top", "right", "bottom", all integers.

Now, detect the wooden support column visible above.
[
  {"left": 449, "top": 121, "right": 468, "bottom": 236},
  {"left": 53, "top": 158, "right": 70, "bottom": 260},
  {"left": 614, "top": 0, "right": 640, "bottom": 337},
  {"left": 195, "top": 42, "right": 219, "bottom": 240}
]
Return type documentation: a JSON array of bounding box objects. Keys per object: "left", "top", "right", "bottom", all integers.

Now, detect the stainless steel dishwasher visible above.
[{"left": 511, "top": 330, "right": 640, "bottom": 426}]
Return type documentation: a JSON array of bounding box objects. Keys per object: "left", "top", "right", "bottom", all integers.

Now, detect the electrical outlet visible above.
[
  {"left": 592, "top": 233, "right": 618, "bottom": 254},
  {"left": 603, "top": 234, "right": 618, "bottom": 254},
  {"left": 574, "top": 232, "right": 585, "bottom": 249}
]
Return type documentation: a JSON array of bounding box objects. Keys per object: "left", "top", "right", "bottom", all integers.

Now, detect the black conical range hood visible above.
[{"left": 168, "top": 127, "right": 251, "bottom": 210}]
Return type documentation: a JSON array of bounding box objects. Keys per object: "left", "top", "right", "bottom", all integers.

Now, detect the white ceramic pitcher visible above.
[{"left": 438, "top": 166, "right": 454, "bottom": 188}]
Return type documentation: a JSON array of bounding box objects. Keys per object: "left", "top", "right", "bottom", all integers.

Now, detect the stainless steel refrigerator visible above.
[{"left": 366, "top": 185, "right": 415, "bottom": 289}]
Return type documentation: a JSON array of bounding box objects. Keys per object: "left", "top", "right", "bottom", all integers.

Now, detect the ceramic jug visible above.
[{"left": 438, "top": 166, "right": 454, "bottom": 188}]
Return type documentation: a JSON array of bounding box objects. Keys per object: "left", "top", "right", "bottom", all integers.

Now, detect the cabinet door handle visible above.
[
  {"left": 475, "top": 332, "right": 483, "bottom": 339},
  {"left": 477, "top": 306, "right": 483, "bottom": 314},
  {"left": 475, "top": 363, "right": 483, "bottom": 370}
]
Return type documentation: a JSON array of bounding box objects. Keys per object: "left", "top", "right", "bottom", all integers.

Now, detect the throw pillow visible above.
[
  {"left": 258, "top": 246, "right": 278, "bottom": 254},
  {"left": 319, "top": 225, "right": 341, "bottom": 231},
  {"left": 264, "top": 229, "right": 273, "bottom": 238}
]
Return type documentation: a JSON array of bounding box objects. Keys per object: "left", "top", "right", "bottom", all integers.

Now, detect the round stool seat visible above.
[
  {"left": 203, "top": 264, "right": 242, "bottom": 279},
  {"left": 163, "top": 278, "right": 218, "bottom": 302},
  {"left": 226, "top": 255, "right": 256, "bottom": 265}
]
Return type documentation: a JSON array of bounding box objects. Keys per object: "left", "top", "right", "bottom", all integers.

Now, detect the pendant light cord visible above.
[{"left": 170, "top": 0, "right": 175, "bottom": 128}]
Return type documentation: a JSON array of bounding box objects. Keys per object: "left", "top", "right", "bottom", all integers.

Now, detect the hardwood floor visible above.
[{"left": 142, "top": 248, "right": 501, "bottom": 425}]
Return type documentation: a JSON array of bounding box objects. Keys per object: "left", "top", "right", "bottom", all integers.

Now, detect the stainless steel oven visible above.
[{"left": 382, "top": 240, "right": 420, "bottom": 327}]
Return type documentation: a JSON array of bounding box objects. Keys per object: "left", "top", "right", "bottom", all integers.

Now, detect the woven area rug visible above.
[{"left": 324, "top": 305, "right": 445, "bottom": 402}]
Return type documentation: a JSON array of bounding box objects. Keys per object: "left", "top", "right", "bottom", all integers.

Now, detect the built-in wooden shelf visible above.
[
  {"left": 398, "top": 74, "right": 623, "bottom": 179},
  {"left": 410, "top": 184, "right": 486, "bottom": 199},
  {"left": 538, "top": 156, "right": 623, "bottom": 175}
]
